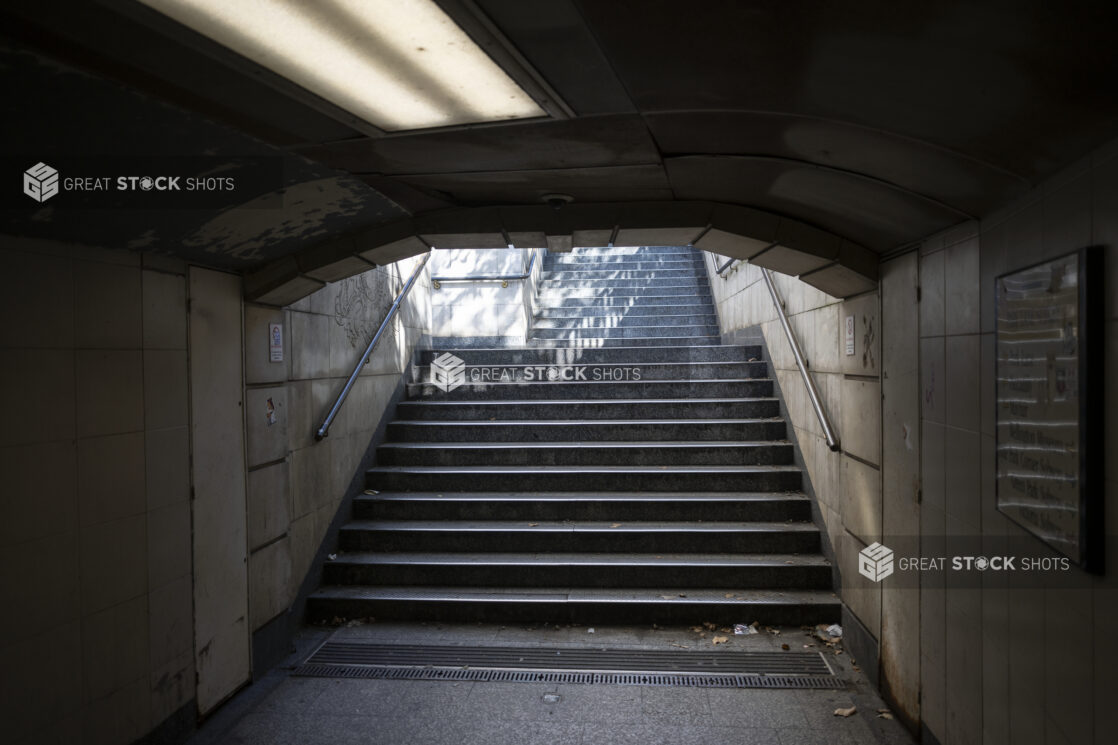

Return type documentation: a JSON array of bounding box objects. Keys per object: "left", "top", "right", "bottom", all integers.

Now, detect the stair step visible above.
[
  {"left": 541, "top": 269, "right": 706, "bottom": 280},
  {"left": 535, "top": 304, "right": 713, "bottom": 317},
  {"left": 539, "top": 278, "right": 708, "bottom": 289},
  {"left": 416, "top": 345, "right": 758, "bottom": 365},
  {"left": 376, "top": 441, "right": 794, "bottom": 467},
  {"left": 394, "top": 398, "right": 782, "bottom": 421},
  {"left": 365, "top": 464, "right": 802, "bottom": 492},
  {"left": 537, "top": 286, "right": 711, "bottom": 297},
  {"left": 307, "top": 586, "right": 840, "bottom": 625},
  {"left": 569, "top": 245, "right": 698, "bottom": 256},
  {"left": 322, "top": 551, "right": 831, "bottom": 589},
  {"left": 339, "top": 520, "right": 820, "bottom": 553},
  {"left": 529, "top": 326, "right": 720, "bottom": 339},
  {"left": 353, "top": 491, "right": 812, "bottom": 521},
  {"left": 407, "top": 378, "right": 772, "bottom": 401},
  {"left": 532, "top": 314, "right": 719, "bottom": 328},
  {"left": 544, "top": 259, "right": 705, "bottom": 270},
  {"left": 541, "top": 294, "right": 714, "bottom": 307},
  {"left": 385, "top": 418, "right": 786, "bottom": 442},
  {"left": 412, "top": 361, "right": 767, "bottom": 384},
  {"left": 525, "top": 335, "right": 723, "bottom": 347}
]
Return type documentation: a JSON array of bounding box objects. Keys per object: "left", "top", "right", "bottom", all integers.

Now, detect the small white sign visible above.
[
  {"left": 844, "top": 315, "right": 855, "bottom": 356},
  {"left": 269, "top": 323, "right": 284, "bottom": 362}
]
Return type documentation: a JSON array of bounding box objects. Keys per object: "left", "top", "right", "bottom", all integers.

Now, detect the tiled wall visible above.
[
  {"left": 242, "top": 255, "right": 431, "bottom": 649},
  {"left": 910, "top": 138, "right": 1118, "bottom": 745},
  {"left": 703, "top": 256, "right": 884, "bottom": 642},
  {"left": 0, "top": 240, "right": 194, "bottom": 744}
]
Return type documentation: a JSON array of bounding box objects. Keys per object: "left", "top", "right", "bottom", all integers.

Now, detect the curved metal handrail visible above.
[
  {"left": 761, "top": 267, "right": 841, "bottom": 452},
  {"left": 431, "top": 251, "right": 536, "bottom": 289},
  {"left": 315, "top": 252, "right": 432, "bottom": 441}
]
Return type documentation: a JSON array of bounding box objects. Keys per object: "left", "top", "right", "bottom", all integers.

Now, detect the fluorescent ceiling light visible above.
[{"left": 137, "top": 0, "right": 546, "bottom": 131}]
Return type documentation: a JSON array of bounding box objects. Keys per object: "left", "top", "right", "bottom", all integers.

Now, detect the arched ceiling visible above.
[{"left": 2, "top": 0, "right": 1117, "bottom": 301}]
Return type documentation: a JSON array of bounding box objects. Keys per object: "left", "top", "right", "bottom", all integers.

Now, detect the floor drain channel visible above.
[{"left": 293, "top": 643, "right": 844, "bottom": 689}]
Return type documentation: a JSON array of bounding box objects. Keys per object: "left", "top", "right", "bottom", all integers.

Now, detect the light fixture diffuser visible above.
[{"left": 137, "top": 0, "right": 547, "bottom": 131}]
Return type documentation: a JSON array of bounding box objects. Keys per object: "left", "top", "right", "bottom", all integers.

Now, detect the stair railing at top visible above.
[
  {"left": 315, "top": 251, "right": 432, "bottom": 441},
  {"left": 430, "top": 250, "right": 537, "bottom": 289},
  {"left": 760, "top": 266, "right": 841, "bottom": 452}
]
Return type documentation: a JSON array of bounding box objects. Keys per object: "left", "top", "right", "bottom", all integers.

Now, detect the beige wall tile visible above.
[
  {"left": 1044, "top": 589, "right": 1093, "bottom": 745},
  {"left": 141, "top": 270, "right": 187, "bottom": 350},
  {"left": 143, "top": 350, "right": 188, "bottom": 430},
  {"left": 0, "top": 534, "right": 80, "bottom": 639},
  {"left": 944, "top": 237, "right": 980, "bottom": 336},
  {"left": 290, "top": 443, "right": 331, "bottom": 520},
  {"left": 144, "top": 426, "right": 190, "bottom": 511},
  {"left": 920, "top": 337, "right": 944, "bottom": 424},
  {"left": 840, "top": 455, "right": 881, "bottom": 544},
  {"left": 81, "top": 594, "right": 150, "bottom": 703},
  {"left": 289, "top": 311, "right": 332, "bottom": 380},
  {"left": 919, "top": 249, "right": 945, "bottom": 337},
  {"left": 0, "top": 248, "right": 74, "bottom": 349},
  {"left": 840, "top": 378, "right": 881, "bottom": 465},
  {"left": 921, "top": 421, "right": 946, "bottom": 512},
  {"left": 78, "top": 432, "right": 145, "bottom": 526},
  {"left": 248, "top": 462, "right": 291, "bottom": 551},
  {"left": 245, "top": 386, "right": 288, "bottom": 467},
  {"left": 148, "top": 574, "right": 193, "bottom": 669},
  {"left": 147, "top": 500, "right": 191, "bottom": 590},
  {"left": 978, "top": 221, "right": 1007, "bottom": 334},
  {"left": 149, "top": 650, "right": 194, "bottom": 726},
  {"left": 7, "top": 622, "right": 83, "bottom": 743},
  {"left": 0, "top": 348, "right": 75, "bottom": 447},
  {"left": 75, "top": 261, "right": 141, "bottom": 349},
  {"left": 0, "top": 439, "right": 77, "bottom": 546},
  {"left": 944, "top": 588, "right": 982, "bottom": 745},
  {"left": 945, "top": 335, "right": 980, "bottom": 433},
  {"left": 76, "top": 350, "right": 143, "bottom": 438},
  {"left": 840, "top": 293, "right": 879, "bottom": 376},
  {"left": 79, "top": 514, "right": 147, "bottom": 615},
  {"left": 82, "top": 675, "right": 150, "bottom": 745},
  {"left": 249, "top": 537, "right": 291, "bottom": 630}
]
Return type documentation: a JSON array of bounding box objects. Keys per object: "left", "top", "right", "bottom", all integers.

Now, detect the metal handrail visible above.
[
  {"left": 431, "top": 251, "right": 536, "bottom": 289},
  {"left": 761, "top": 267, "right": 840, "bottom": 452},
  {"left": 715, "top": 256, "right": 737, "bottom": 275},
  {"left": 315, "top": 252, "right": 432, "bottom": 441}
]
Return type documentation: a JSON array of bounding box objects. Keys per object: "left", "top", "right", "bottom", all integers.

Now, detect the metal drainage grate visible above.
[
  {"left": 293, "top": 643, "right": 844, "bottom": 689},
  {"left": 294, "top": 664, "right": 843, "bottom": 689}
]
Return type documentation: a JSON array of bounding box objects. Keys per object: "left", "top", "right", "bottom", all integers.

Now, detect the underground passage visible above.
[{"left": 1, "top": 1, "right": 1116, "bottom": 744}]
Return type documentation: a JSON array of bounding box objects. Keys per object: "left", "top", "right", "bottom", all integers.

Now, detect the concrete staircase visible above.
[{"left": 307, "top": 245, "right": 838, "bottom": 625}]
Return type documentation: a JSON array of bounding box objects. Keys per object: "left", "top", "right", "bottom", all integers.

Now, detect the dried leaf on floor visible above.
[
  {"left": 610, "top": 523, "right": 622, "bottom": 528},
  {"left": 781, "top": 643, "right": 790, "bottom": 650},
  {"left": 528, "top": 523, "right": 539, "bottom": 527},
  {"left": 702, "top": 621, "right": 717, "bottom": 631},
  {"left": 712, "top": 636, "right": 729, "bottom": 645},
  {"left": 834, "top": 706, "right": 857, "bottom": 717},
  {"left": 876, "top": 709, "right": 894, "bottom": 720}
]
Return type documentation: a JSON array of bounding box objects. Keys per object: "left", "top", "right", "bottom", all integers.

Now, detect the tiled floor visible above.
[{"left": 188, "top": 622, "right": 916, "bottom": 745}]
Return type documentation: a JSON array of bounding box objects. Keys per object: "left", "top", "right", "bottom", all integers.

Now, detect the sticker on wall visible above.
[
  {"left": 265, "top": 397, "right": 276, "bottom": 426},
  {"left": 269, "top": 322, "right": 284, "bottom": 362},
  {"left": 844, "top": 315, "right": 855, "bottom": 355}
]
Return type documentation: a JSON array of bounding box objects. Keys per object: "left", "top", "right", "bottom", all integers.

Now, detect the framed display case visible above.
[{"left": 994, "top": 247, "right": 1103, "bottom": 573}]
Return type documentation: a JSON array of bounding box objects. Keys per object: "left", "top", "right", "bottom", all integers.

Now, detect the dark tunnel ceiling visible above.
[{"left": 2, "top": 0, "right": 1118, "bottom": 271}]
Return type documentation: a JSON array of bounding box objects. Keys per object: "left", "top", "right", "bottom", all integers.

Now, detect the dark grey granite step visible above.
[
  {"left": 529, "top": 326, "right": 720, "bottom": 340},
  {"left": 352, "top": 491, "right": 812, "bottom": 522},
  {"left": 407, "top": 378, "right": 773, "bottom": 401},
  {"left": 412, "top": 361, "right": 766, "bottom": 384},
  {"left": 537, "top": 286, "right": 710, "bottom": 297},
  {"left": 525, "top": 335, "right": 723, "bottom": 347},
  {"left": 541, "top": 268, "right": 706, "bottom": 280},
  {"left": 306, "top": 586, "right": 841, "bottom": 625},
  {"left": 339, "top": 520, "right": 820, "bottom": 554},
  {"left": 532, "top": 313, "right": 719, "bottom": 328},
  {"left": 385, "top": 418, "right": 786, "bottom": 443},
  {"left": 535, "top": 304, "right": 714, "bottom": 317},
  {"left": 539, "top": 278, "right": 708, "bottom": 289},
  {"left": 321, "top": 551, "right": 831, "bottom": 589},
  {"left": 376, "top": 440, "right": 794, "bottom": 467},
  {"left": 393, "top": 397, "right": 782, "bottom": 421},
  {"left": 415, "top": 345, "right": 757, "bottom": 365},
  {"left": 365, "top": 464, "right": 802, "bottom": 492}
]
